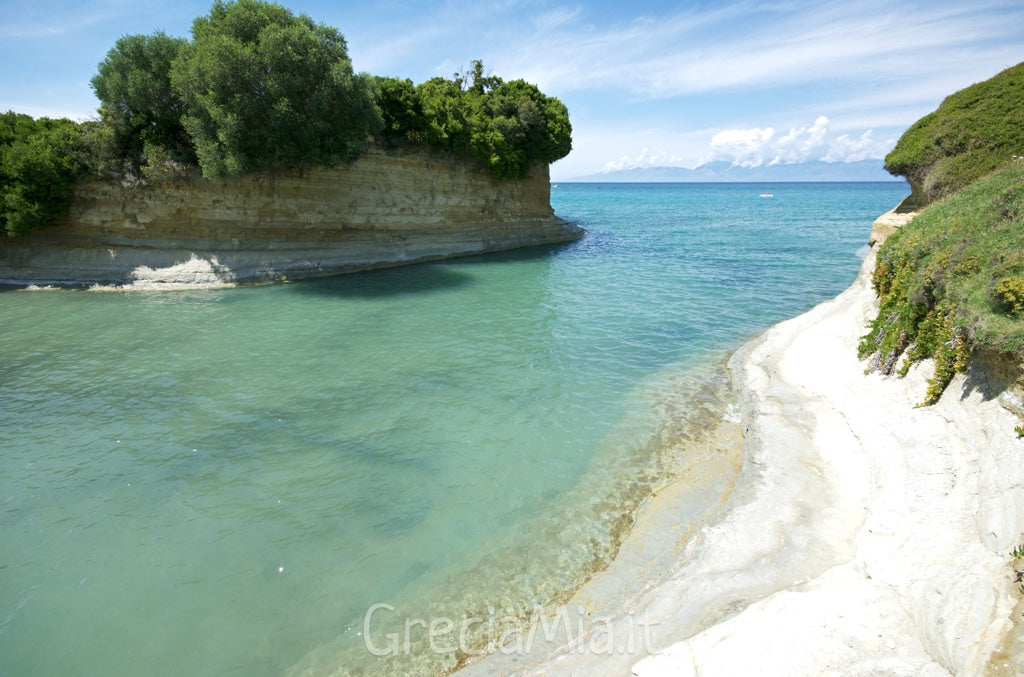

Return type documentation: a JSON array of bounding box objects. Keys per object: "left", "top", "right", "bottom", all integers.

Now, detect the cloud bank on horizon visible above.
[
  {"left": 602, "top": 117, "right": 889, "bottom": 173},
  {"left": 2, "top": 0, "right": 1023, "bottom": 179}
]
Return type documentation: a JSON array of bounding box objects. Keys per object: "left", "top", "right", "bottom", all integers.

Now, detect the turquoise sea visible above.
[{"left": 0, "top": 181, "right": 908, "bottom": 676}]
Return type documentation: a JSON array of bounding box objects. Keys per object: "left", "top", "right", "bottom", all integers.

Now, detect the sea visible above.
[{"left": 0, "top": 181, "right": 908, "bottom": 676}]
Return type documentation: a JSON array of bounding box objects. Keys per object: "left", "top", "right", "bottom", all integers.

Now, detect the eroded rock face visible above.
[
  {"left": 975, "top": 349, "right": 1024, "bottom": 420},
  {"left": 0, "top": 146, "right": 583, "bottom": 287},
  {"left": 867, "top": 203, "right": 918, "bottom": 247}
]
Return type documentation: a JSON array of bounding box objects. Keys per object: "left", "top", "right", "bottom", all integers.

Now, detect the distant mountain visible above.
[{"left": 566, "top": 160, "right": 902, "bottom": 183}]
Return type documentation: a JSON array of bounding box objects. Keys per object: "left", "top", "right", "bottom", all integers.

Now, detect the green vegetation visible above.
[
  {"left": 995, "top": 276, "right": 1024, "bottom": 315},
  {"left": 91, "top": 31, "right": 193, "bottom": 169},
  {"left": 374, "top": 61, "right": 572, "bottom": 179},
  {"left": 170, "top": 0, "right": 380, "bottom": 177},
  {"left": 884, "top": 62, "right": 1024, "bottom": 202},
  {"left": 2, "top": 0, "right": 571, "bottom": 237},
  {"left": 860, "top": 162, "right": 1024, "bottom": 404},
  {"left": 1, "top": 114, "right": 93, "bottom": 237},
  {"left": 1012, "top": 544, "right": 1024, "bottom": 595},
  {"left": 863, "top": 60, "right": 1024, "bottom": 405}
]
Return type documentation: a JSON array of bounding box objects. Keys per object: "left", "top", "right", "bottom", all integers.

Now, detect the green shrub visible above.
[
  {"left": 861, "top": 162, "right": 1024, "bottom": 402},
  {"left": 994, "top": 277, "right": 1024, "bottom": 315},
  {"left": 0, "top": 113, "right": 88, "bottom": 237},
  {"left": 373, "top": 76, "right": 430, "bottom": 146}
]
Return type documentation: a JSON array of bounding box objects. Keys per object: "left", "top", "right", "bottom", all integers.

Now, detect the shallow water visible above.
[{"left": 0, "top": 181, "right": 908, "bottom": 676}]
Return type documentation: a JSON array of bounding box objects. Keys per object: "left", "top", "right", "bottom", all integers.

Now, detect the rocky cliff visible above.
[{"left": 0, "top": 146, "right": 582, "bottom": 287}]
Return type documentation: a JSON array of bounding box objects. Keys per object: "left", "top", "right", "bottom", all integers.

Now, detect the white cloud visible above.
[
  {"left": 551, "top": 125, "right": 717, "bottom": 179},
  {"left": 493, "top": 0, "right": 1023, "bottom": 102},
  {"left": 533, "top": 5, "right": 583, "bottom": 32},
  {"left": 700, "top": 116, "right": 893, "bottom": 166},
  {"left": 588, "top": 117, "right": 894, "bottom": 176},
  {"left": 600, "top": 147, "right": 686, "bottom": 172},
  {"left": 823, "top": 130, "right": 888, "bottom": 163},
  {"left": 705, "top": 126, "right": 779, "bottom": 167}
]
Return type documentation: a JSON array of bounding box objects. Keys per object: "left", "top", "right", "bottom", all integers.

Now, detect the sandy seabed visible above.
[{"left": 456, "top": 219, "right": 1024, "bottom": 676}]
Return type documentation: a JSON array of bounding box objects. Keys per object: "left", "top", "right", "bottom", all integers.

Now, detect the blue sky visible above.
[{"left": 3, "top": 0, "right": 1023, "bottom": 180}]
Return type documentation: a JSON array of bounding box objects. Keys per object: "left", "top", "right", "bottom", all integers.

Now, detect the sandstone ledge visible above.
[
  {"left": 0, "top": 146, "right": 583, "bottom": 288},
  {"left": 868, "top": 197, "right": 919, "bottom": 246}
]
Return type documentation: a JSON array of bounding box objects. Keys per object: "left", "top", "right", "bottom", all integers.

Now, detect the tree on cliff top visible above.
[
  {"left": 3, "top": 1, "right": 574, "bottom": 237},
  {"left": 471, "top": 77, "right": 572, "bottom": 179},
  {"left": 90, "top": 2, "right": 570, "bottom": 182},
  {"left": 169, "top": 0, "right": 381, "bottom": 177},
  {"left": 91, "top": 32, "right": 193, "bottom": 167},
  {"left": 0, "top": 114, "right": 88, "bottom": 237},
  {"left": 376, "top": 60, "right": 573, "bottom": 179},
  {"left": 884, "top": 61, "right": 1024, "bottom": 203}
]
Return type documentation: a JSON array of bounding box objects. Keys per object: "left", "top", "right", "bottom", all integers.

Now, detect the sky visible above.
[{"left": 2, "top": 0, "right": 1023, "bottom": 180}]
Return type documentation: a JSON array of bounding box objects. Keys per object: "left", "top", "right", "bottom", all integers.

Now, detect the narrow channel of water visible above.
[{"left": 0, "top": 181, "right": 908, "bottom": 675}]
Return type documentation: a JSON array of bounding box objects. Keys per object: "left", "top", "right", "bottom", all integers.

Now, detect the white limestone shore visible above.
[{"left": 456, "top": 211, "right": 1024, "bottom": 676}]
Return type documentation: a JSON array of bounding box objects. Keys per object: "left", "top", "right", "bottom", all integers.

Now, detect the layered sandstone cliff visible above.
[{"left": 0, "top": 146, "right": 582, "bottom": 287}]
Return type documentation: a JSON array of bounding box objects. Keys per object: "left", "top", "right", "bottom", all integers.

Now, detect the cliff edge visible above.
[{"left": 0, "top": 146, "right": 582, "bottom": 288}]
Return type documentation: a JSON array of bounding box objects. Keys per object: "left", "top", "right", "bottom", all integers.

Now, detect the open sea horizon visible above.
[{"left": 0, "top": 181, "right": 908, "bottom": 676}]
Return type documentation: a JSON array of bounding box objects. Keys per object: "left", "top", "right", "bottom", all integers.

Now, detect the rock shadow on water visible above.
[
  {"left": 288, "top": 243, "right": 574, "bottom": 299},
  {"left": 441, "top": 243, "right": 570, "bottom": 266},
  {"left": 287, "top": 262, "right": 474, "bottom": 299}
]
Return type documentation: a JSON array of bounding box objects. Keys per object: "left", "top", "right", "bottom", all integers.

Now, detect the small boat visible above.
[{"left": 759, "top": 193, "right": 773, "bottom": 198}]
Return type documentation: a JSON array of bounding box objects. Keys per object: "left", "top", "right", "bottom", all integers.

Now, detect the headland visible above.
[{"left": 0, "top": 146, "right": 582, "bottom": 289}]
